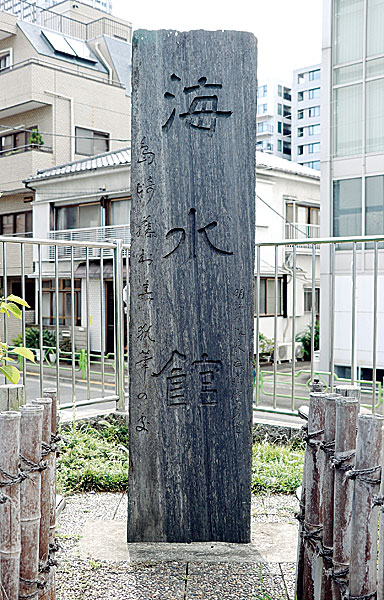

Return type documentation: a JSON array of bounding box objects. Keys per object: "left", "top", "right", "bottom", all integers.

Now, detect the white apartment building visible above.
[
  {"left": 291, "top": 64, "right": 321, "bottom": 171},
  {"left": 0, "top": 0, "right": 113, "bottom": 20},
  {"left": 321, "top": 0, "right": 384, "bottom": 381},
  {"left": 256, "top": 79, "right": 292, "bottom": 160},
  {"left": 255, "top": 151, "right": 320, "bottom": 357}
]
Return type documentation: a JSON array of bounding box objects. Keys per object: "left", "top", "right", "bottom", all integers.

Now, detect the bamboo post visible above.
[
  {"left": 0, "top": 411, "right": 21, "bottom": 600},
  {"left": 0, "top": 385, "right": 24, "bottom": 412},
  {"left": 31, "top": 398, "right": 52, "bottom": 600},
  {"left": 302, "top": 383, "right": 326, "bottom": 600},
  {"left": 349, "top": 414, "right": 384, "bottom": 599},
  {"left": 296, "top": 379, "right": 325, "bottom": 600},
  {"left": 335, "top": 384, "right": 360, "bottom": 423},
  {"left": 377, "top": 426, "right": 384, "bottom": 600},
  {"left": 320, "top": 392, "right": 338, "bottom": 600},
  {"left": 332, "top": 395, "right": 359, "bottom": 600},
  {"left": 43, "top": 389, "right": 58, "bottom": 600},
  {"left": 19, "top": 405, "right": 44, "bottom": 600}
]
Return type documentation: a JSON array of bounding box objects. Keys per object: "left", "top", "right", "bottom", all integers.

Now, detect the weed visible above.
[{"left": 251, "top": 440, "right": 304, "bottom": 495}]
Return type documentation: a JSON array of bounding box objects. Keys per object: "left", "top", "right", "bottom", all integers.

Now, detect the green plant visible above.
[
  {"left": 297, "top": 321, "right": 319, "bottom": 360},
  {"left": 251, "top": 440, "right": 304, "bottom": 495},
  {"left": 13, "top": 327, "right": 57, "bottom": 360},
  {"left": 258, "top": 333, "right": 274, "bottom": 360},
  {"left": 28, "top": 127, "right": 44, "bottom": 147},
  {"left": 0, "top": 295, "right": 35, "bottom": 383}
]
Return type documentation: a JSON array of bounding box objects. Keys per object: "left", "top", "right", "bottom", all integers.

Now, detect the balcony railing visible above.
[
  {"left": 0, "top": 144, "right": 52, "bottom": 158},
  {"left": 48, "top": 224, "right": 131, "bottom": 259},
  {"left": 1, "top": 0, "right": 132, "bottom": 43},
  {"left": 285, "top": 222, "right": 320, "bottom": 245}
]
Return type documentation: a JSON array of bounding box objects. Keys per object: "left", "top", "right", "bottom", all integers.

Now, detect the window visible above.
[
  {"left": 277, "top": 103, "right": 282, "bottom": 115},
  {"left": 256, "top": 277, "right": 286, "bottom": 316},
  {"left": 298, "top": 128, "right": 304, "bottom": 138},
  {"left": 367, "top": 0, "right": 384, "bottom": 57},
  {"left": 298, "top": 91, "right": 304, "bottom": 102},
  {"left": 0, "top": 211, "right": 32, "bottom": 236},
  {"left": 333, "top": 84, "right": 362, "bottom": 156},
  {"left": 333, "top": 178, "right": 362, "bottom": 237},
  {"left": 75, "top": 127, "right": 109, "bottom": 156},
  {"left": 56, "top": 203, "right": 101, "bottom": 230},
  {"left": 309, "top": 106, "right": 320, "bottom": 118},
  {"left": 366, "top": 78, "right": 384, "bottom": 153},
  {"left": 0, "top": 128, "right": 40, "bottom": 156},
  {"left": 297, "top": 73, "right": 305, "bottom": 84},
  {"left": 277, "top": 139, "right": 282, "bottom": 152},
  {"left": 334, "top": 0, "right": 364, "bottom": 64},
  {"left": 308, "top": 142, "right": 320, "bottom": 153},
  {"left": 309, "top": 69, "right": 320, "bottom": 81},
  {"left": 278, "top": 84, "right": 282, "bottom": 96},
  {"left": 308, "top": 124, "right": 320, "bottom": 136},
  {"left": 304, "top": 288, "right": 320, "bottom": 313},
  {"left": 298, "top": 145, "right": 304, "bottom": 155},
  {"left": 283, "top": 124, "right": 291, "bottom": 136},
  {"left": 277, "top": 121, "right": 282, "bottom": 134},
  {"left": 308, "top": 87, "right": 320, "bottom": 99},
  {"left": 257, "top": 84, "right": 267, "bottom": 98},
  {"left": 0, "top": 52, "right": 10, "bottom": 71},
  {"left": 42, "top": 279, "right": 81, "bottom": 326},
  {"left": 298, "top": 110, "right": 304, "bottom": 120},
  {"left": 366, "top": 175, "right": 384, "bottom": 240},
  {"left": 107, "top": 197, "right": 130, "bottom": 225},
  {"left": 257, "top": 122, "right": 273, "bottom": 133},
  {"left": 301, "top": 161, "right": 320, "bottom": 170},
  {"left": 283, "top": 105, "right": 291, "bottom": 118},
  {"left": 283, "top": 142, "right": 291, "bottom": 155},
  {"left": 283, "top": 88, "right": 291, "bottom": 101}
]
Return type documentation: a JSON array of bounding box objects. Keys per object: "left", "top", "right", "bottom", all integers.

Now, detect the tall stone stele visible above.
[{"left": 128, "top": 29, "right": 257, "bottom": 543}]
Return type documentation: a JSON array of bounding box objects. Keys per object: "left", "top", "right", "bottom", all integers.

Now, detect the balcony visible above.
[
  {"left": 48, "top": 224, "right": 131, "bottom": 259},
  {"left": 0, "top": 146, "right": 53, "bottom": 192},
  {"left": 285, "top": 222, "right": 320, "bottom": 250}
]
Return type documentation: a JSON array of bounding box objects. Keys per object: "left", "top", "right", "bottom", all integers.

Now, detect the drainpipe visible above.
[
  {"left": 95, "top": 42, "right": 113, "bottom": 84},
  {"left": 44, "top": 91, "right": 74, "bottom": 161}
]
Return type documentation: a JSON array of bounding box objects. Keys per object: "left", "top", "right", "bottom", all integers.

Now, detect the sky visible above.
[{"left": 111, "top": 0, "right": 323, "bottom": 84}]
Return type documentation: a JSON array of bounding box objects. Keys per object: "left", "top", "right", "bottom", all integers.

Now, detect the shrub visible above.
[{"left": 297, "top": 321, "right": 319, "bottom": 361}]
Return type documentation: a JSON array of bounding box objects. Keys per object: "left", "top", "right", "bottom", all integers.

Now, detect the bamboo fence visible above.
[
  {"left": 0, "top": 386, "right": 59, "bottom": 600},
  {"left": 296, "top": 381, "right": 384, "bottom": 600}
]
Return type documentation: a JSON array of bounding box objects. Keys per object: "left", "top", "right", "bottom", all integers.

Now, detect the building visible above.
[
  {"left": 256, "top": 79, "right": 292, "bottom": 160},
  {"left": 321, "top": 0, "right": 384, "bottom": 380},
  {"left": 255, "top": 151, "right": 320, "bottom": 359},
  {"left": 0, "top": 0, "right": 131, "bottom": 341},
  {"left": 291, "top": 63, "right": 321, "bottom": 171},
  {"left": 24, "top": 147, "right": 130, "bottom": 353},
  {"left": 0, "top": 0, "right": 113, "bottom": 20}
]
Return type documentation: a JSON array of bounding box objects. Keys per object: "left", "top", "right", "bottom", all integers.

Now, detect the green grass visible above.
[
  {"left": 57, "top": 419, "right": 305, "bottom": 496},
  {"left": 252, "top": 440, "right": 304, "bottom": 495}
]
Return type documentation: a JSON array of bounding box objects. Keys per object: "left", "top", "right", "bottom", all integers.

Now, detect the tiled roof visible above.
[{"left": 24, "top": 147, "right": 131, "bottom": 183}]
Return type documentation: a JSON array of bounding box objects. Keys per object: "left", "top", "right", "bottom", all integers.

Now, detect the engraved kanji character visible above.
[
  {"left": 137, "top": 176, "right": 155, "bottom": 205},
  {"left": 136, "top": 215, "right": 157, "bottom": 239},
  {"left": 137, "top": 323, "right": 155, "bottom": 343},
  {"left": 162, "top": 74, "right": 232, "bottom": 135},
  {"left": 135, "top": 349, "right": 153, "bottom": 380},
  {"left": 136, "top": 414, "right": 149, "bottom": 432},
  {"left": 137, "top": 137, "right": 155, "bottom": 164},
  {"left": 138, "top": 280, "right": 154, "bottom": 301},
  {"left": 164, "top": 207, "right": 233, "bottom": 259},
  {"left": 192, "top": 353, "right": 222, "bottom": 405},
  {"left": 137, "top": 249, "right": 153, "bottom": 265},
  {"left": 153, "top": 350, "right": 187, "bottom": 406}
]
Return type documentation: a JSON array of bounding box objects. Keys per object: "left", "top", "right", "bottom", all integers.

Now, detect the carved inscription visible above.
[
  {"left": 164, "top": 208, "right": 233, "bottom": 259},
  {"left": 162, "top": 74, "right": 232, "bottom": 135},
  {"left": 232, "top": 287, "right": 246, "bottom": 433}
]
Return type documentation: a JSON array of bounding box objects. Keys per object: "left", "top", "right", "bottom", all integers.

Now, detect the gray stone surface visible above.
[{"left": 129, "top": 29, "right": 257, "bottom": 544}]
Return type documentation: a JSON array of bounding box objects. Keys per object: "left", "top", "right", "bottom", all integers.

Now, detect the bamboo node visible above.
[{"left": 347, "top": 465, "right": 381, "bottom": 486}]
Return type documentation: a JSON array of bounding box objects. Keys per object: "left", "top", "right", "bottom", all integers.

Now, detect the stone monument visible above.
[{"left": 128, "top": 29, "right": 257, "bottom": 543}]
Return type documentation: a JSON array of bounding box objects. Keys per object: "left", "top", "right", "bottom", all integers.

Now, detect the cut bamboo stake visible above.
[
  {"left": 302, "top": 384, "right": 326, "bottom": 600},
  {"left": 377, "top": 426, "right": 384, "bottom": 600},
  {"left": 43, "top": 389, "right": 58, "bottom": 600},
  {"left": 296, "top": 379, "right": 325, "bottom": 600},
  {"left": 320, "top": 392, "right": 338, "bottom": 600},
  {"left": 335, "top": 384, "right": 360, "bottom": 424},
  {"left": 349, "top": 414, "right": 384, "bottom": 599},
  {"left": 0, "top": 384, "right": 24, "bottom": 412},
  {"left": 31, "top": 398, "right": 52, "bottom": 600},
  {"left": 0, "top": 411, "right": 21, "bottom": 600},
  {"left": 19, "top": 405, "right": 44, "bottom": 600},
  {"left": 332, "top": 395, "right": 359, "bottom": 600}
]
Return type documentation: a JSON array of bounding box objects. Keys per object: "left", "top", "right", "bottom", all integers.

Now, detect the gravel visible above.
[{"left": 56, "top": 493, "right": 299, "bottom": 599}]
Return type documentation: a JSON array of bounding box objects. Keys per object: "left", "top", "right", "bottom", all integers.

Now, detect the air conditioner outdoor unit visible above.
[{"left": 275, "top": 341, "right": 304, "bottom": 363}]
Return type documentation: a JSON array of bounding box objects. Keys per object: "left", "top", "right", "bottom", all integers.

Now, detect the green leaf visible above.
[
  {"left": 5, "top": 303, "right": 22, "bottom": 319},
  {"left": 0, "top": 365, "right": 20, "bottom": 384},
  {"left": 6, "top": 294, "right": 30, "bottom": 308},
  {"left": 9, "top": 347, "right": 35, "bottom": 362}
]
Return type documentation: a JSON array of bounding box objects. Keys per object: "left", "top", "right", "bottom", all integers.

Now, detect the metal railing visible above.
[
  {"left": 48, "top": 225, "right": 131, "bottom": 259},
  {"left": 0, "top": 0, "right": 132, "bottom": 42},
  {"left": 0, "top": 235, "right": 127, "bottom": 413},
  {"left": 0, "top": 144, "right": 52, "bottom": 157},
  {"left": 285, "top": 222, "right": 320, "bottom": 240},
  {"left": 254, "top": 233, "right": 384, "bottom": 419}
]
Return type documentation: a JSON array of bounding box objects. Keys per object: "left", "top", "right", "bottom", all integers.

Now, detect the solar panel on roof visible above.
[
  {"left": 66, "top": 38, "right": 97, "bottom": 63},
  {"left": 42, "top": 30, "right": 76, "bottom": 57}
]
